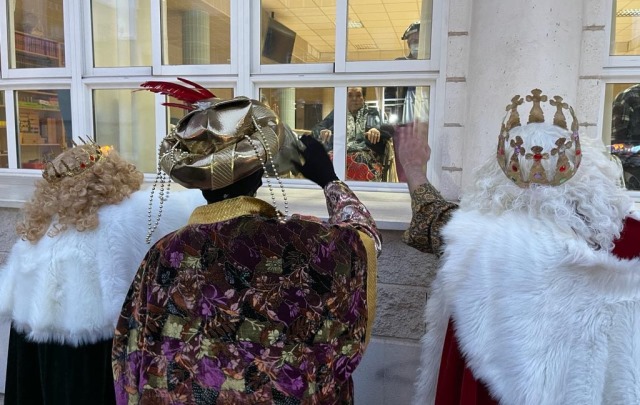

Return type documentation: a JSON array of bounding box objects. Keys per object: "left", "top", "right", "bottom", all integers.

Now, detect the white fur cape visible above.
[
  {"left": 414, "top": 209, "right": 640, "bottom": 405},
  {"left": 0, "top": 188, "right": 204, "bottom": 346}
]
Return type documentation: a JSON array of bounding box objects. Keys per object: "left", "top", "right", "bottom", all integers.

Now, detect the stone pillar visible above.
[
  {"left": 462, "top": 0, "right": 583, "bottom": 187},
  {"left": 278, "top": 88, "right": 295, "bottom": 129},
  {"left": 182, "top": 10, "right": 210, "bottom": 64}
]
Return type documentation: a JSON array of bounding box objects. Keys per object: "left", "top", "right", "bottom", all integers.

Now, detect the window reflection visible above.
[
  {"left": 260, "top": 86, "right": 429, "bottom": 183},
  {"left": 16, "top": 89, "right": 71, "bottom": 169},
  {"left": 314, "top": 87, "right": 393, "bottom": 182},
  {"left": 259, "top": 0, "right": 433, "bottom": 64},
  {"left": 259, "top": 87, "right": 334, "bottom": 178},
  {"left": 346, "top": 0, "right": 432, "bottom": 62},
  {"left": 10, "top": 0, "right": 65, "bottom": 68},
  {"left": 611, "top": 0, "right": 640, "bottom": 55},
  {"left": 0, "top": 93, "right": 7, "bottom": 168},
  {"left": 91, "top": 0, "right": 152, "bottom": 67},
  {"left": 260, "top": 1, "right": 335, "bottom": 64},
  {"left": 93, "top": 89, "right": 156, "bottom": 173},
  {"left": 162, "top": 0, "right": 231, "bottom": 65},
  {"left": 606, "top": 83, "right": 640, "bottom": 190}
]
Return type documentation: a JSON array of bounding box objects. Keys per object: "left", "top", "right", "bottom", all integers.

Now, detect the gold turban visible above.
[{"left": 159, "top": 96, "right": 298, "bottom": 190}]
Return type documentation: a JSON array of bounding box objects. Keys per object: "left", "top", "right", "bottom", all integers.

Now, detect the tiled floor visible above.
[{"left": 353, "top": 338, "right": 421, "bottom": 405}]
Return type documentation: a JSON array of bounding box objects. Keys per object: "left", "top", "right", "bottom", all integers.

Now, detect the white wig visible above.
[{"left": 460, "top": 122, "right": 634, "bottom": 251}]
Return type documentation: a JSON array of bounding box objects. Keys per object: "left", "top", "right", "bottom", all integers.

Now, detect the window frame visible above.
[
  {"left": 0, "top": 0, "right": 444, "bottom": 222},
  {"left": 601, "top": 1, "right": 640, "bottom": 198}
]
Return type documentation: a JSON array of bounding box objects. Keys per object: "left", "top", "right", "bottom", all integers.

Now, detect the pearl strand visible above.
[
  {"left": 145, "top": 143, "right": 172, "bottom": 244},
  {"left": 251, "top": 115, "right": 289, "bottom": 219},
  {"left": 244, "top": 134, "right": 284, "bottom": 221}
]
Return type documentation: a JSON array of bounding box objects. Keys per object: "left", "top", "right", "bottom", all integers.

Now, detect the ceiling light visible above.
[
  {"left": 348, "top": 20, "right": 364, "bottom": 29},
  {"left": 354, "top": 43, "right": 377, "bottom": 49},
  {"left": 617, "top": 9, "right": 640, "bottom": 17}
]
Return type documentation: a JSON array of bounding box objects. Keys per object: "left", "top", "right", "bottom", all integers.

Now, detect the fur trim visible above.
[
  {"left": 0, "top": 189, "right": 204, "bottom": 346},
  {"left": 414, "top": 210, "right": 640, "bottom": 405}
]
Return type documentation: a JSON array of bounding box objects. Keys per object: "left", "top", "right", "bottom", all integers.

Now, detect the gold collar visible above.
[{"left": 188, "top": 196, "right": 278, "bottom": 225}]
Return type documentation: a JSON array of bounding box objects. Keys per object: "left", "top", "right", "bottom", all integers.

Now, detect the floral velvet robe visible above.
[{"left": 112, "top": 181, "right": 380, "bottom": 405}]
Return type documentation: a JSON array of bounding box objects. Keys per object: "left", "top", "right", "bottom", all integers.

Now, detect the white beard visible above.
[{"left": 414, "top": 209, "right": 640, "bottom": 405}]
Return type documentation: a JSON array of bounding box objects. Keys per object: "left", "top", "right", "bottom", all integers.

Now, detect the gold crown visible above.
[
  {"left": 42, "top": 139, "right": 108, "bottom": 183},
  {"left": 496, "top": 89, "right": 582, "bottom": 188}
]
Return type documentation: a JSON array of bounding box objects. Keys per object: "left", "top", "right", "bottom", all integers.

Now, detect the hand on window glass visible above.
[{"left": 395, "top": 121, "right": 430, "bottom": 191}]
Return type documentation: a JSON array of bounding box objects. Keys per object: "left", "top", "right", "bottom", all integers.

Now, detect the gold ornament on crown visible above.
[
  {"left": 496, "top": 89, "right": 582, "bottom": 188},
  {"left": 42, "top": 138, "right": 110, "bottom": 183}
]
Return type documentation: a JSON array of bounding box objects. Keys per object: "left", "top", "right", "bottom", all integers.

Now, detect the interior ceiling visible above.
[
  {"left": 616, "top": 0, "right": 640, "bottom": 53},
  {"left": 262, "top": 0, "right": 422, "bottom": 54}
]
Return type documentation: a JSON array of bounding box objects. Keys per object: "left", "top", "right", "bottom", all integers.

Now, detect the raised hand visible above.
[
  {"left": 395, "top": 121, "right": 430, "bottom": 191},
  {"left": 294, "top": 135, "right": 339, "bottom": 188}
]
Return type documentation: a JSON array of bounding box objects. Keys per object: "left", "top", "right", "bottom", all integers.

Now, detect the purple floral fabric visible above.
[{"left": 112, "top": 200, "right": 376, "bottom": 404}]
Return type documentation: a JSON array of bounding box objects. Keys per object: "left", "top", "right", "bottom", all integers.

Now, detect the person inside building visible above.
[
  {"left": 396, "top": 89, "right": 640, "bottom": 405},
  {"left": 0, "top": 143, "right": 203, "bottom": 405},
  {"left": 611, "top": 83, "right": 640, "bottom": 190},
  {"left": 384, "top": 21, "right": 421, "bottom": 125},
  {"left": 384, "top": 21, "right": 422, "bottom": 182},
  {"left": 312, "top": 86, "right": 393, "bottom": 181},
  {"left": 400, "top": 21, "right": 421, "bottom": 61},
  {"left": 112, "top": 79, "right": 381, "bottom": 404}
]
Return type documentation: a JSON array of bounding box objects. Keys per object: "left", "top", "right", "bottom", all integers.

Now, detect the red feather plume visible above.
[{"left": 139, "top": 77, "right": 216, "bottom": 110}]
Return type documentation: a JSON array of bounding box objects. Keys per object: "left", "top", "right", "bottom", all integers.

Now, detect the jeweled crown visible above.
[
  {"left": 42, "top": 139, "right": 108, "bottom": 183},
  {"left": 496, "top": 89, "right": 582, "bottom": 188}
]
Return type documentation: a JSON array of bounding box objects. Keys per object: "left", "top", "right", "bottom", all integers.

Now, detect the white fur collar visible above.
[
  {"left": 0, "top": 189, "right": 204, "bottom": 346},
  {"left": 414, "top": 209, "right": 640, "bottom": 405}
]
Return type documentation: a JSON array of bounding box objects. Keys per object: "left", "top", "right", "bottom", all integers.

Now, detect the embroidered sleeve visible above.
[
  {"left": 324, "top": 180, "right": 382, "bottom": 255},
  {"left": 403, "top": 182, "right": 458, "bottom": 256}
]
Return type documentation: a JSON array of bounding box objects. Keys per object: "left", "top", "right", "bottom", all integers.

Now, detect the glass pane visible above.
[
  {"left": 611, "top": 0, "right": 640, "bottom": 55},
  {"left": 347, "top": 0, "right": 432, "bottom": 61},
  {"left": 259, "top": 87, "right": 334, "bottom": 178},
  {"left": 91, "top": 0, "right": 152, "bottom": 67},
  {"left": 262, "top": 86, "right": 427, "bottom": 183},
  {"left": 16, "top": 89, "right": 71, "bottom": 169},
  {"left": 93, "top": 89, "right": 156, "bottom": 173},
  {"left": 340, "top": 86, "right": 428, "bottom": 182},
  {"left": 261, "top": 0, "right": 335, "bottom": 64},
  {"left": 162, "top": 1, "right": 231, "bottom": 65},
  {"left": 0, "top": 92, "right": 7, "bottom": 168},
  {"left": 605, "top": 83, "right": 640, "bottom": 190},
  {"left": 10, "top": 0, "right": 65, "bottom": 68}
]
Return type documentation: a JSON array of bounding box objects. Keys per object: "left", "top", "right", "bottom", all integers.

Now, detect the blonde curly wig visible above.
[{"left": 17, "top": 145, "right": 144, "bottom": 243}]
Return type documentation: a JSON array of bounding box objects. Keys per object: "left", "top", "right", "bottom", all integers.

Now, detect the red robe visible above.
[{"left": 434, "top": 217, "right": 640, "bottom": 405}]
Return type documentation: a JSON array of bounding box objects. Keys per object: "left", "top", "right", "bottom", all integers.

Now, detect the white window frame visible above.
[
  {"left": 600, "top": 2, "right": 640, "bottom": 200},
  {"left": 0, "top": 0, "right": 444, "bottom": 228}
]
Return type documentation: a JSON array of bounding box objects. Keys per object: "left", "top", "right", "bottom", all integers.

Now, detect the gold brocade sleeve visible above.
[
  {"left": 324, "top": 180, "right": 382, "bottom": 256},
  {"left": 402, "top": 182, "right": 459, "bottom": 256}
]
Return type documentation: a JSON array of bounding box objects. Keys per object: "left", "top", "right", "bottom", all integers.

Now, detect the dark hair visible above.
[
  {"left": 402, "top": 21, "right": 420, "bottom": 40},
  {"left": 201, "top": 169, "right": 264, "bottom": 204},
  {"left": 348, "top": 87, "right": 367, "bottom": 98}
]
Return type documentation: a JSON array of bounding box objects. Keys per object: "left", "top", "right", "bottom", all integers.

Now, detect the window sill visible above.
[
  {"left": 0, "top": 172, "right": 413, "bottom": 230},
  {"left": 3, "top": 172, "right": 638, "bottom": 228}
]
